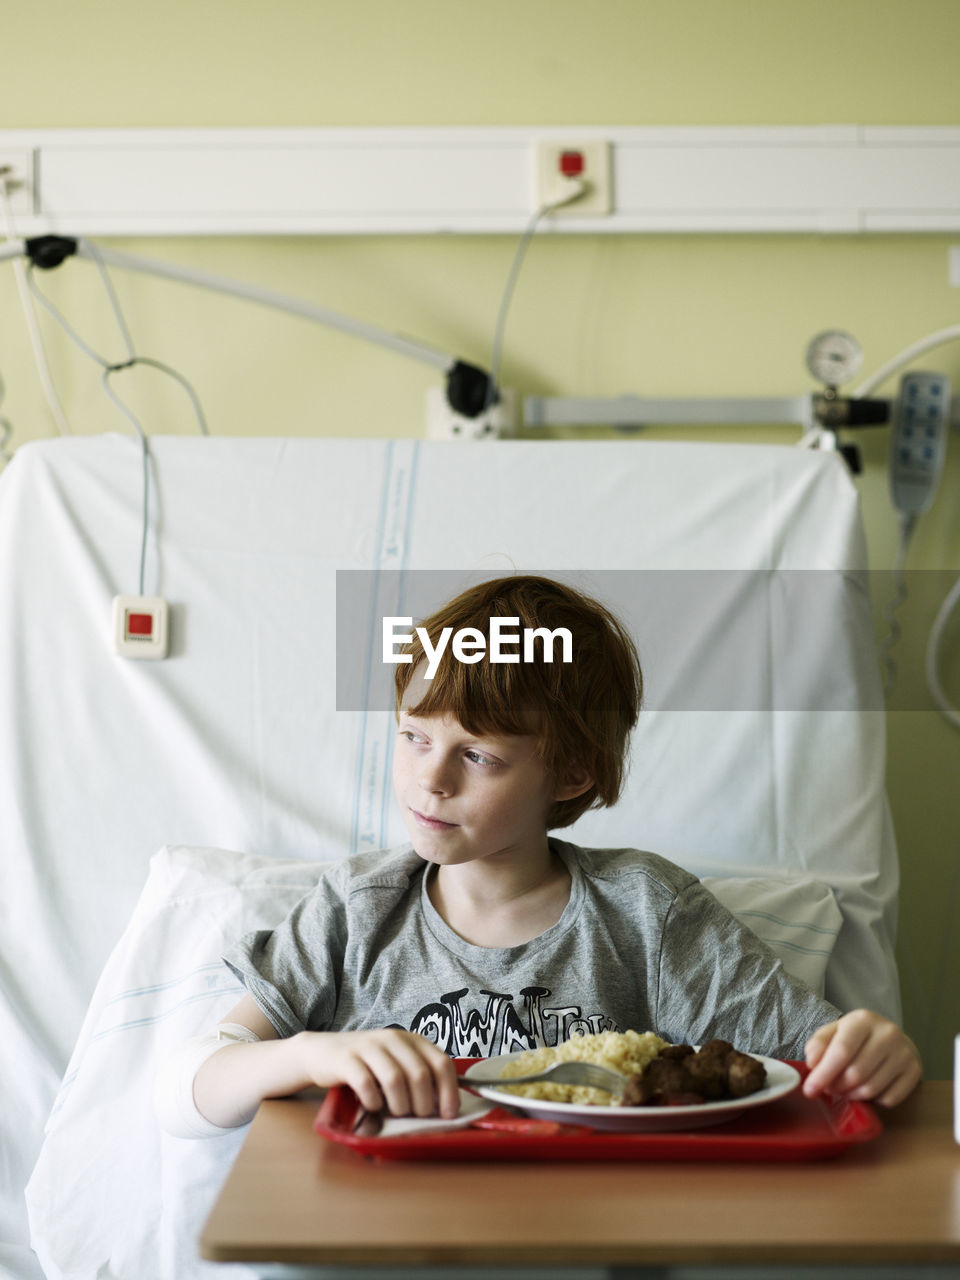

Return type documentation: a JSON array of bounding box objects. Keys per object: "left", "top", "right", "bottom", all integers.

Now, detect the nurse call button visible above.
[
  {"left": 112, "top": 595, "right": 169, "bottom": 659},
  {"left": 126, "top": 612, "right": 154, "bottom": 637}
]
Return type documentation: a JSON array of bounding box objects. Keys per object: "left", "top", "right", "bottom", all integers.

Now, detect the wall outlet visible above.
[
  {"left": 0, "top": 150, "right": 35, "bottom": 219},
  {"left": 950, "top": 245, "right": 960, "bottom": 287},
  {"left": 534, "top": 140, "right": 612, "bottom": 216},
  {"left": 426, "top": 385, "right": 517, "bottom": 440}
]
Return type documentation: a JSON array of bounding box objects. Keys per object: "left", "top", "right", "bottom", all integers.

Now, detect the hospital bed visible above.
[{"left": 0, "top": 433, "right": 899, "bottom": 1280}]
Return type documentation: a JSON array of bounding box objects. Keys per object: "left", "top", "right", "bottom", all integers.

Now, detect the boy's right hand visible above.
[{"left": 294, "top": 1027, "right": 461, "bottom": 1120}]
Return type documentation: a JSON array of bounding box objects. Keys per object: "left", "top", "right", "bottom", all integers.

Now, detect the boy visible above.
[{"left": 158, "top": 575, "right": 920, "bottom": 1136}]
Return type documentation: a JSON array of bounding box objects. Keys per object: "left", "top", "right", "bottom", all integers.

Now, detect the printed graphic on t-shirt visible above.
[{"left": 397, "top": 986, "right": 619, "bottom": 1057}]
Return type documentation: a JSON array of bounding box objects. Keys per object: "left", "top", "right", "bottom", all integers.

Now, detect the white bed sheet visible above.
[{"left": 0, "top": 435, "right": 900, "bottom": 1278}]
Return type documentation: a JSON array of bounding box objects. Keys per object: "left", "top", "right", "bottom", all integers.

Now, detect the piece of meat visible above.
[
  {"left": 620, "top": 1057, "right": 690, "bottom": 1105},
  {"left": 726, "top": 1049, "right": 767, "bottom": 1097},
  {"left": 660, "top": 1043, "right": 695, "bottom": 1061},
  {"left": 698, "top": 1039, "right": 734, "bottom": 1059},
  {"left": 683, "top": 1049, "right": 728, "bottom": 1099},
  {"left": 618, "top": 1075, "right": 646, "bottom": 1107},
  {"left": 620, "top": 1040, "right": 767, "bottom": 1107}
]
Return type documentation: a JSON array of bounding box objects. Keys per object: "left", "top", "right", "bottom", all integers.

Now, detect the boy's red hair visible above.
[{"left": 393, "top": 575, "right": 642, "bottom": 828}]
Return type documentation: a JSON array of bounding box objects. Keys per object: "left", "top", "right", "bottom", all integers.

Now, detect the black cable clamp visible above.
[
  {"left": 446, "top": 359, "right": 497, "bottom": 419},
  {"left": 25, "top": 235, "right": 78, "bottom": 271}
]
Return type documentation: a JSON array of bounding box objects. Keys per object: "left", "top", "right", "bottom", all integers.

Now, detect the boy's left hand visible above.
[{"left": 803, "top": 1009, "right": 922, "bottom": 1107}]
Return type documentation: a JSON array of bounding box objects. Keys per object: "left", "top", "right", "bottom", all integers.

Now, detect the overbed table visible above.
[{"left": 201, "top": 1080, "right": 960, "bottom": 1270}]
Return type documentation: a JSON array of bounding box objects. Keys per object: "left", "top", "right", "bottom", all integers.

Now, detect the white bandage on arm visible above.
[{"left": 154, "top": 1022, "right": 262, "bottom": 1139}]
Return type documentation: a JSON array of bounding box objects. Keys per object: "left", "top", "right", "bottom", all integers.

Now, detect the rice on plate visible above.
[{"left": 497, "top": 1029, "right": 668, "bottom": 1106}]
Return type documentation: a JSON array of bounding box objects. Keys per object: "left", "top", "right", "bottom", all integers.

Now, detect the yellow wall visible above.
[{"left": 2, "top": 0, "right": 959, "bottom": 1073}]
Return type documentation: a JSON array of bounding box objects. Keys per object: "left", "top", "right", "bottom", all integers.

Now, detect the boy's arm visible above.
[
  {"left": 190, "top": 994, "right": 461, "bottom": 1129},
  {"left": 189, "top": 994, "right": 299, "bottom": 1129},
  {"left": 803, "top": 1009, "right": 922, "bottom": 1107}
]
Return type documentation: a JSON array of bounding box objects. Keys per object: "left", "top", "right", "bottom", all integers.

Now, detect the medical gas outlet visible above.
[
  {"left": 535, "top": 141, "right": 612, "bottom": 215},
  {"left": 806, "top": 329, "right": 888, "bottom": 433}
]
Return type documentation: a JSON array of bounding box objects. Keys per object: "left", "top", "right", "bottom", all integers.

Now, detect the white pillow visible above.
[
  {"left": 27, "top": 844, "right": 840, "bottom": 1280},
  {"left": 27, "top": 847, "right": 325, "bottom": 1280},
  {"left": 702, "top": 875, "right": 842, "bottom": 997}
]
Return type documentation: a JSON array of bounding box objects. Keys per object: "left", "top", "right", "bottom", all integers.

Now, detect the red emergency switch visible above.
[
  {"left": 113, "top": 594, "right": 169, "bottom": 659},
  {"left": 560, "top": 150, "right": 585, "bottom": 177},
  {"left": 126, "top": 612, "right": 154, "bottom": 637}
]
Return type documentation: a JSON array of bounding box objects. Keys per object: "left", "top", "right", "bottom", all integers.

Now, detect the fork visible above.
[
  {"left": 466, "top": 1061, "right": 627, "bottom": 1093},
  {"left": 350, "top": 1062, "right": 627, "bottom": 1134}
]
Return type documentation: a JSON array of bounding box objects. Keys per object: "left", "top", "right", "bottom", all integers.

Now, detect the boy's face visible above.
[{"left": 393, "top": 683, "right": 560, "bottom": 869}]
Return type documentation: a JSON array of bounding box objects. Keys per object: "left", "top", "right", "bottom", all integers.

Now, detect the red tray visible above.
[{"left": 313, "top": 1058, "right": 882, "bottom": 1162}]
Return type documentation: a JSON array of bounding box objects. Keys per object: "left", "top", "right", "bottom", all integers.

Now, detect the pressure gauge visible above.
[{"left": 804, "top": 330, "right": 863, "bottom": 389}]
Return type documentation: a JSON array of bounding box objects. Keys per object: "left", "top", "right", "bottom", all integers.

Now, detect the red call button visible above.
[
  {"left": 126, "top": 612, "right": 154, "bottom": 637},
  {"left": 560, "top": 150, "right": 585, "bottom": 177}
]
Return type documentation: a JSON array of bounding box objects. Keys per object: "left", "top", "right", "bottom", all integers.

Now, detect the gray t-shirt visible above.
[{"left": 223, "top": 839, "right": 840, "bottom": 1060}]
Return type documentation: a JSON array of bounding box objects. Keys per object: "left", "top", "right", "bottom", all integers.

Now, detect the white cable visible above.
[
  {"left": 926, "top": 573, "right": 960, "bottom": 730},
  {"left": 852, "top": 327, "right": 960, "bottom": 728},
  {"left": 797, "top": 425, "right": 832, "bottom": 451},
  {"left": 0, "top": 182, "right": 72, "bottom": 435},
  {"left": 485, "top": 178, "right": 588, "bottom": 412},
  {"left": 852, "top": 324, "right": 960, "bottom": 398},
  {"left": 98, "top": 368, "right": 152, "bottom": 595},
  {"left": 0, "top": 372, "right": 13, "bottom": 462},
  {"left": 26, "top": 267, "right": 118, "bottom": 367},
  {"left": 75, "top": 239, "right": 454, "bottom": 374},
  {"left": 25, "top": 260, "right": 210, "bottom": 593},
  {"left": 82, "top": 246, "right": 212, "bottom": 442},
  {"left": 27, "top": 263, "right": 210, "bottom": 436},
  {"left": 85, "top": 239, "right": 137, "bottom": 361}
]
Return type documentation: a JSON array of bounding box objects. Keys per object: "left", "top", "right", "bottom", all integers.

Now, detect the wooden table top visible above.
[{"left": 201, "top": 1080, "right": 960, "bottom": 1268}]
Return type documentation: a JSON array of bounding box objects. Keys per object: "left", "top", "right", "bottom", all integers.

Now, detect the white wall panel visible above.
[{"left": 0, "top": 125, "right": 958, "bottom": 235}]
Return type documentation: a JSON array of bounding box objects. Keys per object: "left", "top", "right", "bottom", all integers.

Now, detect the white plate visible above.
[{"left": 463, "top": 1052, "right": 801, "bottom": 1132}]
